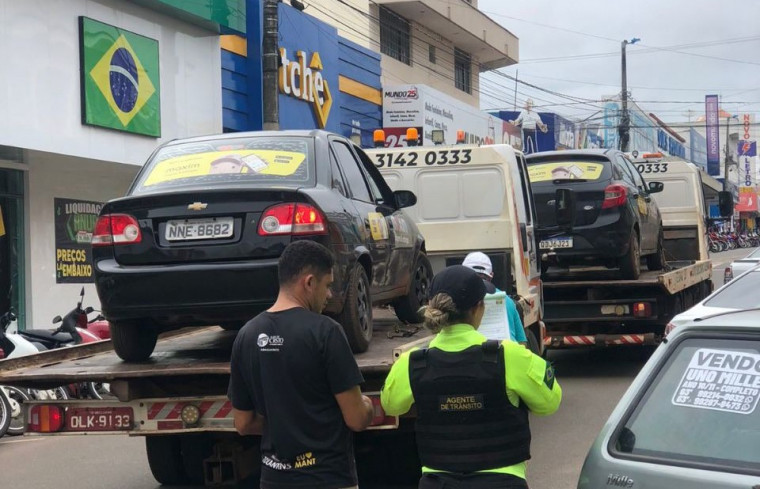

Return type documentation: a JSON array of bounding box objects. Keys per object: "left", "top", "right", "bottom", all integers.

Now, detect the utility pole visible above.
[
  {"left": 262, "top": 0, "right": 279, "bottom": 130},
  {"left": 723, "top": 105, "right": 732, "bottom": 191},
  {"left": 618, "top": 38, "right": 639, "bottom": 153},
  {"left": 513, "top": 70, "right": 518, "bottom": 111}
]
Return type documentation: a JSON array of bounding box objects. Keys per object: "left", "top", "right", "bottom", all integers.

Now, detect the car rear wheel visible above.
[
  {"left": 111, "top": 321, "right": 158, "bottom": 362},
  {"left": 337, "top": 266, "right": 373, "bottom": 353},
  {"left": 393, "top": 253, "right": 432, "bottom": 324},
  {"left": 646, "top": 229, "right": 666, "bottom": 271},
  {"left": 619, "top": 231, "right": 641, "bottom": 280}
]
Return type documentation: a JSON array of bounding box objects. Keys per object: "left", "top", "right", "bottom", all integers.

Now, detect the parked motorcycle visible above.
[{"left": 20, "top": 288, "right": 102, "bottom": 349}]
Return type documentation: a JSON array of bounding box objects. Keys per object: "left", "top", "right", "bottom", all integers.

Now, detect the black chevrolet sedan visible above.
[
  {"left": 93, "top": 130, "right": 430, "bottom": 361},
  {"left": 527, "top": 149, "right": 665, "bottom": 279}
]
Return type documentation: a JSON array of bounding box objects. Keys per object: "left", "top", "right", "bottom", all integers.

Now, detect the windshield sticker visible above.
[
  {"left": 142, "top": 150, "right": 307, "bottom": 186},
  {"left": 528, "top": 162, "right": 603, "bottom": 182},
  {"left": 672, "top": 348, "right": 760, "bottom": 415}
]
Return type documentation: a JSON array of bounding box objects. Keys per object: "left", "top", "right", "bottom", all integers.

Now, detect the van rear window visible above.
[{"left": 527, "top": 161, "right": 605, "bottom": 183}]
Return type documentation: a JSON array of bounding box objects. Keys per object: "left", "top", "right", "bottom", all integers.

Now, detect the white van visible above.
[
  {"left": 630, "top": 155, "right": 723, "bottom": 261},
  {"left": 365, "top": 143, "right": 546, "bottom": 351}
]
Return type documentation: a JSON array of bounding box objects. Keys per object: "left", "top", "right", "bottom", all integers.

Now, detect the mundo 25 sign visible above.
[
  {"left": 79, "top": 17, "right": 160, "bottom": 137},
  {"left": 278, "top": 48, "right": 332, "bottom": 128}
]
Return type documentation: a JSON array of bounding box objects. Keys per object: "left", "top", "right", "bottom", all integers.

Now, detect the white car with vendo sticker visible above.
[{"left": 578, "top": 309, "right": 760, "bottom": 489}]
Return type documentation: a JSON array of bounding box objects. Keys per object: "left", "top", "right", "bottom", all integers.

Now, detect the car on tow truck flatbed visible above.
[{"left": 93, "top": 130, "right": 431, "bottom": 360}]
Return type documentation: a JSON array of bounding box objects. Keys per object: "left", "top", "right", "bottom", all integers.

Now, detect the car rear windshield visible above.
[
  {"left": 704, "top": 271, "right": 760, "bottom": 309},
  {"left": 526, "top": 156, "right": 611, "bottom": 186},
  {"left": 131, "top": 136, "right": 314, "bottom": 195},
  {"left": 612, "top": 337, "right": 760, "bottom": 474}
]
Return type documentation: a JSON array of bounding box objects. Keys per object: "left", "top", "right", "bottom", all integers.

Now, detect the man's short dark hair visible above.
[{"left": 278, "top": 240, "right": 335, "bottom": 286}]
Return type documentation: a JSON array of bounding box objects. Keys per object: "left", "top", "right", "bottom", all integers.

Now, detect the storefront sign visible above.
[
  {"left": 383, "top": 84, "right": 503, "bottom": 146},
  {"left": 79, "top": 17, "right": 161, "bottom": 137},
  {"left": 705, "top": 95, "right": 721, "bottom": 176},
  {"left": 736, "top": 187, "right": 758, "bottom": 213},
  {"left": 54, "top": 198, "right": 103, "bottom": 283},
  {"left": 689, "top": 128, "right": 707, "bottom": 170},
  {"left": 657, "top": 129, "right": 686, "bottom": 159},
  {"left": 278, "top": 48, "right": 332, "bottom": 128}
]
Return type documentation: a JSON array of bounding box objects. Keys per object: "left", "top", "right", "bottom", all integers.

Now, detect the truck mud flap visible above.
[{"left": 544, "top": 333, "right": 659, "bottom": 348}]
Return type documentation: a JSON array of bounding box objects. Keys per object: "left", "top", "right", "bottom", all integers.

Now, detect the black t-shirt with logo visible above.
[{"left": 227, "top": 308, "right": 365, "bottom": 489}]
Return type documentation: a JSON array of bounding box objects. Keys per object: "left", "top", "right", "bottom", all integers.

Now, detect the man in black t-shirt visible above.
[{"left": 228, "top": 240, "right": 374, "bottom": 489}]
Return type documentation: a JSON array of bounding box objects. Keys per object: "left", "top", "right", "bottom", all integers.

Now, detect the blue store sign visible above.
[{"left": 277, "top": 4, "right": 382, "bottom": 146}]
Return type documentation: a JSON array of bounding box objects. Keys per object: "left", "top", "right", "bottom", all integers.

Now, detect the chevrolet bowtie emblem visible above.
[{"left": 187, "top": 202, "right": 208, "bottom": 211}]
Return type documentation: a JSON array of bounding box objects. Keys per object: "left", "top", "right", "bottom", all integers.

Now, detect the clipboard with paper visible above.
[{"left": 478, "top": 292, "right": 512, "bottom": 341}]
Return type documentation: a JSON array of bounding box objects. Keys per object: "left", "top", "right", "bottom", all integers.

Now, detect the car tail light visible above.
[
  {"left": 724, "top": 267, "right": 733, "bottom": 284},
  {"left": 633, "top": 302, "right": 652, "bottom": 318},
  {"left": 29, "top": 405, "right": 65, "bottom": 433},
  {"left": 259, "top": 203, "right": 327, "bottom": 236},
  {"left": 0, "top": 346, "right": 5, "bottom": 359},
  {"left": 92, "top": 214, "right": 142, "bottom": 246},
  {"left": 601, "top": 184, "right": 627, "bottom": 209}
]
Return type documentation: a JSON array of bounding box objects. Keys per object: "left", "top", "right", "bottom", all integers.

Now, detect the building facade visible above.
[{"left": 0, "top": 0, "right": 237, "bottom": 328}]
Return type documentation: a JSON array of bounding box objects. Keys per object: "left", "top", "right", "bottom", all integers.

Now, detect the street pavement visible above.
[{"left": 0, "top": 249, "right": 753, "bottom": 489}]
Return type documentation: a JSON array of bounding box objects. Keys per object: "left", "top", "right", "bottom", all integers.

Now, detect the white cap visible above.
[{"left": 462, "top": 252, "right": 493, "bottom": 278}]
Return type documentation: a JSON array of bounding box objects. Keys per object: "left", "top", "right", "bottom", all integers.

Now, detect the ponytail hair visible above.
[{"left": 417, "top": 293, "right": 467, "bottom": 334}]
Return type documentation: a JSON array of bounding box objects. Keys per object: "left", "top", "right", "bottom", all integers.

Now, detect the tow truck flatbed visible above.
[{"left": 0, "top": 310, "right": 428, "bottom": 394}]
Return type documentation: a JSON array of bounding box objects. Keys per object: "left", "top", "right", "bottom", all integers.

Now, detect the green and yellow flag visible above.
[{"left": 79, "top": 17, "right": 160, "bottom": 137}]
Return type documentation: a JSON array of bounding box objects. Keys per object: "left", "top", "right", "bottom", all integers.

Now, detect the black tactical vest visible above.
[{"left": 409, "top": 340, "right": 531, "bottom": 473}]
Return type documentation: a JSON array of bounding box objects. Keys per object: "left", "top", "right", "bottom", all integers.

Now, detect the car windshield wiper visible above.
[{"left": 552, "top": 178, "right": 588, "bottom": 184}]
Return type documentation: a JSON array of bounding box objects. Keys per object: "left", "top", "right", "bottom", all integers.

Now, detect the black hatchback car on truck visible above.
[
  {"left": 92, "top": 130, "right": 431, "bottom": 361},
  {"left": 527, "top": 149, "right": 665, "bottom": 280}
]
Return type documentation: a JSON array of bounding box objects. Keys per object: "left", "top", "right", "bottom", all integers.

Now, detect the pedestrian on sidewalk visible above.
[
  {"left": 381, "top": 265, "right": 562, "bottom": 489},
  {"left": 228, "top": 240, "right": 374, "bottom": 489}
]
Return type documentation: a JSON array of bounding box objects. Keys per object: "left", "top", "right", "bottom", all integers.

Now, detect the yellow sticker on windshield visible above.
[
  {"left": 143, "top": 150, "right": 307, "bottom": 186},
  {"left": 528, "top": 162, "right": 604, "bottom": 182}
]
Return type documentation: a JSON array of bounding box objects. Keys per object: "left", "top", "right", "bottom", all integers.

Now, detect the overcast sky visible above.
[{"left": 477, "top": 0, "right": 760, "bottom": 124}]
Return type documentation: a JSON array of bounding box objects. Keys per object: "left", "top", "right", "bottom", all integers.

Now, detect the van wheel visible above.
[
  {"left": 646, "top": 229, "right": 666, "bottom": 271},
  {"left": 111, "top": 321, "right": 158, "bottom": 362},
  {"left": 393, "top": 253, "right": 432, "bottom": 324},
  {"left": 619, "top": 231, "right": 641, "bottom": 280},
  {"left": 145, "top": 436, "right": 187, "bottom": 485},
  {"left": 338, "top": 266, "right": 373, "bottom": 353}
]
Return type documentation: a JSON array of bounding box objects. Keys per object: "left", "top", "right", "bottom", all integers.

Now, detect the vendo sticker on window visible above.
[{"left": 672, "top": 348, "right": 760, "bottom": 414}]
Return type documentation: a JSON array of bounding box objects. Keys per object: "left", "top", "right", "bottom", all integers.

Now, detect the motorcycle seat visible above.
[{"left": 21, "top": 329, "right": 75, "bottom": 344}]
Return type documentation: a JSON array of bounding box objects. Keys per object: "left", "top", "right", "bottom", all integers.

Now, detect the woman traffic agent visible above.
[{"left": 380, "top": 265, "right": 562, "bottom": 488}]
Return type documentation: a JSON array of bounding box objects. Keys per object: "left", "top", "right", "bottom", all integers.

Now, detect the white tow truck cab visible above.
[{"left": 365, "top": 129, "right": 562, "bottom": 352}]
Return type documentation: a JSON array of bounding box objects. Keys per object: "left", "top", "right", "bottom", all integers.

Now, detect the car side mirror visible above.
[
  {"left": 85, "top": 306, "right": 94, "bottom": 314},
  {"left": 648, "top": 181, "right": 664, "bottom": 193},
  {"left": 718, "top": 191, "right": 734, "bottom": 217},
  {"left": 52, "top": 315, "right": 63, "bottom": 324},
  {"left": 394, "top": 190, "right": 417, "bottom": 209},
  {"left": 555, "top": 188, "right": 576, "bottom": 229}
]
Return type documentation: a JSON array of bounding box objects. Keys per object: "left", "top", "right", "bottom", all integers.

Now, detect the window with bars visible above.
[
  {"left": 380, "top": 7, "right": 411, "bottom": 65},
  {"left": 455, "top": 48, "right": 472, "bottom": 93}
]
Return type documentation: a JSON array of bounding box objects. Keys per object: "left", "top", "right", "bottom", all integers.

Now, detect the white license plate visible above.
[
  {"left": 539, "top": 237, "right": 573, "bottom": 249},
  {"left": 165, "top": 218, "right": 234, "bottom": 241}
]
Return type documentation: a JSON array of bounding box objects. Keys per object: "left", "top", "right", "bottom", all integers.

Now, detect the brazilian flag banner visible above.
[{"left": 79, "top": 17, "right": 161, "bottom": 137}]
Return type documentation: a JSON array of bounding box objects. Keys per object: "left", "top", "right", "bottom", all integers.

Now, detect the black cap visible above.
[{"left": 429, "top": 265, "right": 487, "bottom": 311}]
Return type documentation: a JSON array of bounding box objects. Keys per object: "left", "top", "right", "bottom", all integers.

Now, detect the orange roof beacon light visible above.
[
  {"left": 431, "top": 129, "right": 445, "bottom": 145},
  {"left": 406, "top": 127, "right": 419, "bottom": 147},
  {"left": 456, "top": 130, "right": 466, "bottom": 145},
  {"left": 642, "top": 152, "right": 664, "bottom": 159},
  {"left": 373, "top": 129, "right": 385, "bottom": 148}
]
